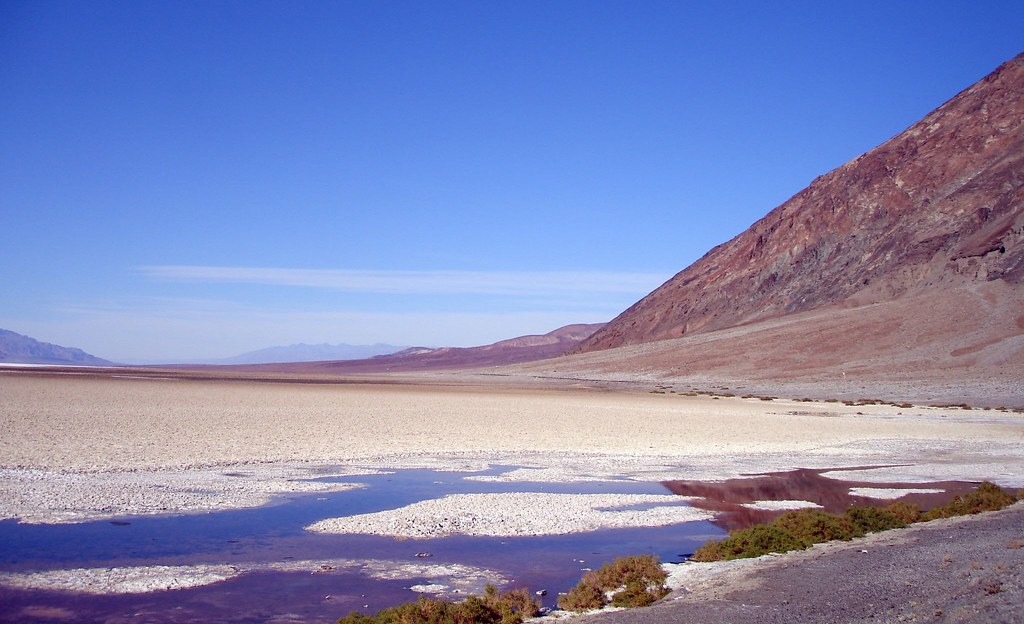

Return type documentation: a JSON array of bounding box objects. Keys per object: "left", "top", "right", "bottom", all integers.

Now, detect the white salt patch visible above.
[
  {"left": 848, "top": 487, "right": 944, "bottom": 499},
  {"left": 307, "top": 492, "right": 710, "bottom": 539},
  {"left": 0, "top": 564, "right": 239, "bottom": 594},
  {"left": 0, "top": 558, "right": 506, "bottom": 596},
  {"left": 740, "top": 500, "right": 823, "bottom": 511},
  {"left": 0, "top": 465, "right": 368, "bottom": 525}
]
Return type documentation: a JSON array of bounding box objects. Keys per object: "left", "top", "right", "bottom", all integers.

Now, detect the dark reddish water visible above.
[
  {"left": 0, "top": 465, "right": 973, "bottom": 623},
  {"left": 663, "top": 466, "right": 976, "bottom": 531}
]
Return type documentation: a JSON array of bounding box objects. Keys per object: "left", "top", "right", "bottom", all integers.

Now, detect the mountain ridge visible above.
[
  {"left": 211, "top": 342, "right": 408, "bottom": 365},
  {"left": 0, "top": 329, "right": 114, "bottom": 366},
  {"left": 575, "top": 52, "right": 1024, "bottom": 354},
  {"left": 220, "top": 323, "right": 605, "bottom": 373}
]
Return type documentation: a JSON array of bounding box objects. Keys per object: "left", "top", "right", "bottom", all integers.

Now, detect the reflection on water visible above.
[
  {"left": 0, "top": 465, "right": 719, "bottom": 623},
  {"left": 663, "top": 466, "right": 975, "bottom": 532}
]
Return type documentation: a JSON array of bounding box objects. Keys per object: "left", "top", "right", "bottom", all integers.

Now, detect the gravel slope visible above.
[{"left": 573, "top": 503, "right": 1024, "bottom": 624}]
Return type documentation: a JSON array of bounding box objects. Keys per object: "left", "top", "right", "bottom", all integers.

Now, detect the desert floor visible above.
[{"left": 2, "top": 367, "right": 1022, "bottom": 527}]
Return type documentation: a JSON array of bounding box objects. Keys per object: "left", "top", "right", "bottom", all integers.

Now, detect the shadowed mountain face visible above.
[
  {"left": 0, "top": 329, "right": 113, "bottom": 366},
  {"left": 576, "top": 53, "right": 1024, "bottom": 354}
]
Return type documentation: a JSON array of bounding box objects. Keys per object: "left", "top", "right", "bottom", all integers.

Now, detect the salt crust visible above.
[
  {"left": 0, "top": 465, "right": 377, "bottom": 524},
  {"left": 307, "top": 492, "right": 711, "bottom": 538},
  {"left": 848, "top": 487, "right": 945, "bottom": 499},
  {"left": 740, "top": 500, "right": 823, "bottom": 510},
  {"left": 0, "top": 558, "right": 505, "bottom": 596}
]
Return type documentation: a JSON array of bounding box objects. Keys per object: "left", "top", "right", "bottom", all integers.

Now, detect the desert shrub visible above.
[
  {"left": 693, "top": 482, "right": 1017, "bottom": 566},
  {"left": 557, "top": 582, "right": 605, "bottom": 612},
  {"left": 923, "top": 482, "right": 1018, "bottom": 520},
  {"left": 690, "top": 539, "right": 724, "bottom": 562},
  {"left": 557, "top": 555, "right": 669, "bottom": 612},
  {"left": 884, "top": 501, "right": 922, "bottom": 524},
  {"left": 557, "top": 581, "right": 604, "bottom": 612},
  {"left": 481, "top": 585, "right": 539, "bottom": 624},
  {"left": 773, "top": 508, "right": 859, "bottom": 542},
  {"left": 338, "top": 585, "right": 539, "bottom": 624},
  {"left": 845, "top": 506, "right": 907, "bottom": 534},
  {"left": 610, "top": 576, "right": 668, "bottom": 608},
  {"left": 692, "top": 524, "right": 808, "bottom": 562}
]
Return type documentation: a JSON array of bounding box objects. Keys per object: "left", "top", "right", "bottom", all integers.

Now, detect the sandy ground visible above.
[{"left": 1, "top": 369, "right": 1022, "bottom": 528}]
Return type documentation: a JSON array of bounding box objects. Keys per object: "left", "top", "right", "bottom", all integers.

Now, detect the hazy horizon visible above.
[{"left": 3, "top": 2, "right": 1023, "bottom": 361}]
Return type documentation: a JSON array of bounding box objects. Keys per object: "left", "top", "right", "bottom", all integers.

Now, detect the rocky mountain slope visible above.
[
  {"left": 0, "top": 329, "right": 113, "bottom": 366},
  {"left": 575, "top": 52, "right": 1024, "bottom": 354}
]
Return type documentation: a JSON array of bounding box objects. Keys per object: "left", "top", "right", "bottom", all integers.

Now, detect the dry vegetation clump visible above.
[
  {"left": 921, "top": 482, "right": 1018, "bottom": 520},
  {"left": 337, "top": 585, "right": 539, "bottom": 624},
  {"left": 692, "top": 483, "right": 1018, "bottom": 563},
  {"left": 691, "top": 524, "right": 809, "bottom": 562},
  {"left": 557, "top": 555, "right": 670, "bottom": 612},
  {"left": 774, "top": 509, "right": 859, "bottom": 542},
  {"left": 844, "top": 506, "right": 909, "bottom": 534}
]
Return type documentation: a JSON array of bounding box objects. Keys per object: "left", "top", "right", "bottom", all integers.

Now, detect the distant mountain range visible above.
[
  {"left": 212, "top": 342, "right": 408, "bottom": 365},
  {"left": 0, "top": 329, "right": 114, "bottom": 366},
  {"left": 218, "top": 323, "right": 605, "bottom": 373}
]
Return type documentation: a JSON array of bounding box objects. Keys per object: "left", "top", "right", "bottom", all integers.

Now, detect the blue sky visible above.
[{"left": 2, "top": 1, "right": 1022, "bottom": 363}]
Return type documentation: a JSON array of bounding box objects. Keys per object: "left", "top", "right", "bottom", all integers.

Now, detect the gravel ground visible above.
[{"left": 569, "top": 503, "right": 1024, "bottom": 624}]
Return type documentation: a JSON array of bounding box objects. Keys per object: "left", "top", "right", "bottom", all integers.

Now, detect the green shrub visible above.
[
  {"left": 557, "top": 555, "right": 669, "bottom": 612},
  {"left": 610, "top": 577, "right": 666, "bottom": 608},
  {"left": 692, "top": 482, "right": 1016, "bottom": 566},
  {"left": 773, "top": 508, "right": 859, "bottom": 542},
  {"left": 693, "top": 524, "right": 808, "bottom": 562},
  {"left": 883, "top": 501, "right": 921, "bottom": 524},
  {"left": 557, "top": 582, "right": 605, "bottom": 612},
  {"left": 845, "top": 506, "right": 907, "bottom": 534},
  {"left": 922, "top": 482, "right": 1018, "bottom": 520},
  {"left": 338, "top": 585, "right": 539, "bottom": 624}
]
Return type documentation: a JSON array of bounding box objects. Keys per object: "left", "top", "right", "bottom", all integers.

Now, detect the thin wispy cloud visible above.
[{"left": 136, "top": 265, "right": 670, "bottom": 297}]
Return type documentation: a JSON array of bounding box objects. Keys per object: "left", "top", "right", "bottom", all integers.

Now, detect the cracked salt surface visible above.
[
  {"left": 0, "top": 558, "right": 507, "bottom": 596},
  {"left": 740, "top": 500, "right": 823, "bottom": 511},
  {"left": 847, "top": 487, "right": 945, "bottom": 499},
  {"left": 307, "top": 492, "right": 711, "bottom": 538}
]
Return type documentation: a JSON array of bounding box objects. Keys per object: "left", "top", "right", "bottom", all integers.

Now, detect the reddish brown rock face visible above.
[{"left": 577, "top": 53, "right": 1024, "bottom": 353}]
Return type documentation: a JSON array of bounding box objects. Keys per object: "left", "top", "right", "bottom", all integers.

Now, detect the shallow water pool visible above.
[{"left": 0, "top": 465, "right": 723, "bottom": 623}]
